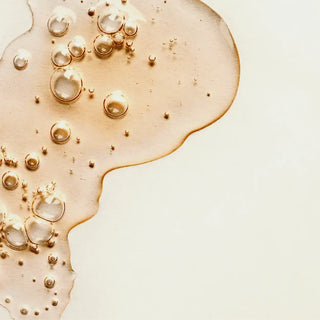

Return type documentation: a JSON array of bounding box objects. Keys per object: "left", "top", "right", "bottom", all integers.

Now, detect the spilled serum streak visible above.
[{"left": 0, "top": 0, "right": 240, "bottom": 319}]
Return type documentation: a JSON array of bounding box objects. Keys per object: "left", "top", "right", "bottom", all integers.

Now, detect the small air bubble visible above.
[
  {"left": 20, "top": 307, "right": 28, "bottom": 315},
  {"left": 48, "top": 253, "right": 58, "bottom": 265},
  {"left": 50, "top": 121, "right": 71, "bottom": 144},
  {"left": 44, "top": 276, "right": 55, "bottom": 289},
  {"left": 112, "top": 32, "right": 125, "bottom": 46},
  {"left": 88, "top": 88, "right": 95, "bottom": 98},
  {"left": 68, "top": 36, "right": 86, "bottom": 59},
  {"left": 97, "top": 9, "right": 123, "bottom": 34},
  {"left": 52, "top": 299, "right": 59, "bottom": 307},
  {"left": 88, "top": 7, "right": 95, "bottom": 16},
  {"left": 124, "top": 20, "right": 138, "bottom": 37},
  {"left": 104, "top": 91, "right": 129, "bottom": 119},
  {"left": 2, "top": 171, "right": 19, "bottom": 190},
  {"left": 148, "top": 55, "right": 156, "bottom": 65},
  {"left": 93, "top": 34, "right": 114, "bottom": 57},
  {"left": 51, "top": 45, "right": 72, "bottom": 67},
  {"left": 13, "top": 50, "right": 30, "bottom": 70},
  {"left": 25, "top": 153, "right": 40, "bottom": 171}
]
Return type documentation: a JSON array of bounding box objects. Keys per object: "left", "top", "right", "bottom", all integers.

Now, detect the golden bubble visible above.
[
  {"left": 93, "top": 34, "right": 114, "bottom": 57},
  {"left": 51, "top": 45, "right": 72, "bottom": 67},
  {"left": 148, "top": 54, "right": 156, "bottom": 65},
  {"left": 44, "top": 276, "right": 55, "bottom": 289},
  {"left": 2, "top": 171, "right": 19, "bottom": 190},
  {"left": 52, "top": 299, "right": 58, "bottom": 307},
  {"left": 97, "top": 8, "right": 123, "bottom": 34},
  {"left": 50, "top": 121, "right": 71, "bottom": 144},
  {"left": 112, "top": 32, "right": 125, "bottom": 46},
  {"left": 103, "top": 91, "right": 129, "bottom": 119},
  {"left": 25, "top": 153, "right": 40, "bottom": 171},
  {"left": 50, "top": 67, "right": 83, "bottom": 103},
  {"left": 68, "top": 36, "right": 86, "bottom": 59},
  {"left": 48, "top": 253, "right": 58, "bottom": 265},
  {"left": 124, "top": 19, "right": 138, "bottom": 37},
  {"left": 88, "top": 7, "right": 95, "bottom": 16},
  {"left": 13, "top": 50, "right": 30, "bottom": 70},
  {"left": 20, "top": 307, "right": 28, "bottom": 315},
  {"left": 47, "top": 14, "right": 70, "bottom": 37}
]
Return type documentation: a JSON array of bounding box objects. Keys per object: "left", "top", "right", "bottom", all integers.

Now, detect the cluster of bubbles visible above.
[
  {"left": 48, "top": 4, "right": 138, "bottom": 121},
  {"left": 0, "top": 186, "right": 65, "bottom": 252},
  {"left": 1, "top": 153, "right": 41, "bottom": 192}
]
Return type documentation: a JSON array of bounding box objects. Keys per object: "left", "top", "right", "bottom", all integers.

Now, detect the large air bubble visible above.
[{"left": 32, "top": 194, "right": 65, "bottom": 222}]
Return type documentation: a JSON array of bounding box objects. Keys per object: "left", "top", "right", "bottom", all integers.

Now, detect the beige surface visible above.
[{"left": 0, "top": 0, "right": 320, "bottom": 319}]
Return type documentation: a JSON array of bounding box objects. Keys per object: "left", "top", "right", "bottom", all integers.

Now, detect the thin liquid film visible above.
[{"left": 0, "top": 0, "right": 240, "bottom": 319}]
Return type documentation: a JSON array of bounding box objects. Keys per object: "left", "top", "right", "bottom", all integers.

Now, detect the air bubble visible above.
[
  {"left": 25, "top": 217, "right": 54, "bottom": 245},
  {"left": 44, "top": 276, "right": 55, "bottom": 289},
  {"left": 13, "top": 50, "right": 30, "bottom": 70},
  {"left": 52, "top": 299, "right": 58, "bottom": 307},
  {"left": 97, "top": 8, "right": 124, "bottom": 34},
  {"left": 93, "top": 34, "right": 114, "bottom": 57},
  {"left": 50, "top": 121, "right": 71, "bottom": 144},
  {"left": 3, "top": 216, "right": 28, "bottom": 250},
  {"left": 50, "top": 67, "right": 83, "bottom": 103},
  {"left": 20, "top": 307, "right": 28, "bottom": 315},
  {"left": 33, "top": 194, "right": 65, "bottom": 222},
  {"left": 2, "top": 171, "right": 19, "bottom": 190},
  {"left": 112, "top": 32, "right": 125, "bottom": 46},
  {"left": 68, "top": 36, "right": 86, "bottom": 59},
  {"left": 88, "top": 7, "right": 95, "bottom": 16},
  {"left": 47, "top": 14, "right": 70, "bottom": 37},
  {"left": 124, "top": 19, "right": 138, "bottom": 37},
  {"left": 48, "top": 253, "right": 58, "bottom": 265},
  {"left": 104, "top": 91, "right": 129, "bottom": 119},
  {"left": 148, "top": 54, "right": 156, "bottom": 65},
  {"left": 51, "top": 45, "right": 72, "bottom": 67},
  {"left": 25, "top": 153, "right": 40, "bottom": 171}
]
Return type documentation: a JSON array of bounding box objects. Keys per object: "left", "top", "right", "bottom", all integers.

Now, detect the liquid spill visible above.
[{"left": 0, "top": 0, "right": 239, "bottom": 319}]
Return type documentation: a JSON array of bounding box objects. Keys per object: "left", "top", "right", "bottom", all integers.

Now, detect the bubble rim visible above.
[
  {"left": 32, "top": 194, "right": 66, "bottom": 223},
  {"left": 103, "top": 92, "right": 129, "bottom": 119},
  {"left": 2, "top": 171, "right": 19, "bottom": 191},
  {"left": 49, "top": 68, "right": 83, "bottom": 104},
  {"left": 47, "top": 14, "right": 70, "bottom": 37}
]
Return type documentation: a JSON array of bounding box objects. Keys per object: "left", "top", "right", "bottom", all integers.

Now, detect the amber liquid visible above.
[{"left": 0, "top": 0, "right": 239, "bottom": 319}]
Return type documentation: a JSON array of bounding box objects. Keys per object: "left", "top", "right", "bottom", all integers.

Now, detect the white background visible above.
[{"left": 0, "top": 0, "right": 319, "bottom": 319}]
